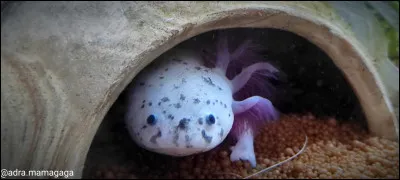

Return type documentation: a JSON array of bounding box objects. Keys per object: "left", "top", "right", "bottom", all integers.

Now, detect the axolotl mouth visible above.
[{"left": 146, "top": 147, "right": 210, "bottom": 157}]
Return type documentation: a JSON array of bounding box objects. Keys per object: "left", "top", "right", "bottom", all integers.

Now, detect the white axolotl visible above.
[{"left": 125, "top": 35, "right": 281, "bottom": 167}]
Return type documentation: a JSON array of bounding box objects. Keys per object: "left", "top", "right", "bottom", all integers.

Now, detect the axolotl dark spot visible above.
[
  {"left": 180, "top": 94, "right": 186, "bottom": 101},
  {"left": 202, "top": 76, "right": 215, "bottom": 87},
  {"left": 174, "top": 103, "right": 182, "bottom": 109},
  {"left": 172, "top": 58, "right": 182, "bottom": 62},
  {"left": 150, "top": 130, "right": 162, "bottom": 144},
  {"left": 198, "top": 118, "right": 203, "bottom": 125},
  {"left": 219, "top": 128, "right": 224, "bottom": 138},
  {"left": 173, "top": 128, "right": 179, "bottom": 147},
  {"left": 178, "top": 118, "right": 190, "bottom": 130},
  {"left": 185, "top": 135, "right": 192, "bottom": 148},
  {"left": 193, "top": 98, "right": 200, "bottom": 104},
  {"left": 201, "top": 130, "right": 212, "bottom": 144},
  {"left": 161, "top": 97, "right": 170, "bottom": 102}
]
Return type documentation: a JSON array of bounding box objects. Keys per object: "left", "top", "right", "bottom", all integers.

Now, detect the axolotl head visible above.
[{"left": 125, "top": 49, "right": 235, "bottom": 156}]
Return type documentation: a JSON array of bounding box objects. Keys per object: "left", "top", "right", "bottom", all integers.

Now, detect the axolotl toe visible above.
[{"left": 125, "top": 36, "right": 281, "bottom": 167}]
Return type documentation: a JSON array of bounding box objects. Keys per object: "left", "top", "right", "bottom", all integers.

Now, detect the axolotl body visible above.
[{"left": 125, "top": 36, "right": 281, "bottom": 167}]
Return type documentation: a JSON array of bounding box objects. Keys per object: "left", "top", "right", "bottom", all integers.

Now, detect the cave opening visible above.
[{"left": 82, "top": 28, "right": 368, "bottom": 179}]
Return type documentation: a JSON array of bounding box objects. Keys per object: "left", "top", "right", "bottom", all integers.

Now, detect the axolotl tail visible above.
[{"left": 200, "top": 31, "right": 286, "bottom": 167}]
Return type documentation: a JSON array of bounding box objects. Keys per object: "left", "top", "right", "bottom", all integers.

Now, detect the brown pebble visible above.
[
  {"left": 319, "top": 173, "right": 328, "bottom": 178},
  {"left": 263, "top": 158, "right": 271, "bottom": 166},
  {"left": 306, "top": 171, "right": 315, "bottom": 178},
  {"left": 221, "top": 159, "right": 231, "bottom": 167},
  {"left": 244, "top": 162, "right": 252, "bottom": 169},
  {"left": 352, "top": 140, "right": 367, "bottom": 149},
  {"left": 285, "top": 148, "right": 295, "bottom": 156},
  {"left": 293, "top": 162, "right": 304, "bottom": 172},
  {"left": 327, "top": 118, "right": 337, "bottom": 126},
  {"left": 240, "top": 170, "right": 248, "bottom": 177},
  {"left": 219, "top": 151, "right": 228, "bottom": 158}
]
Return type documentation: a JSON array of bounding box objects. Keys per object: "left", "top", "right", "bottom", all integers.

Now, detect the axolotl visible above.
[{"left": 125, "top": 35, "right": 281, "bottom": 167}]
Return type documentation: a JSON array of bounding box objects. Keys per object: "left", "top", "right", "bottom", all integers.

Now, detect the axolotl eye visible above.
[
  {"left": 206, "top": 114, "right": 215, "bottom": 125},
  {"left": 147, "top": 114, "right": 157, "bottom": 125}
]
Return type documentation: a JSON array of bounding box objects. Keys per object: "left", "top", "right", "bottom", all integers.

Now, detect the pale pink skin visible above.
[{"left": 201, "top": 33, "right": 281, "bottom": 167}]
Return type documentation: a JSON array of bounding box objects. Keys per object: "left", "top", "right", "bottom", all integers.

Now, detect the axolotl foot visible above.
[
  {"left": 229, "top": 96, "right": 280, "bottom": 168},
  {"left": 230, "top": 129, "right": 257, "bottom": 167}
]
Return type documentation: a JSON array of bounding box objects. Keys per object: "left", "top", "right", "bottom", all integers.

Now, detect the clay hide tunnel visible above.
[{"left": 1, "top": 1, "right": 398, "bottom": 179}]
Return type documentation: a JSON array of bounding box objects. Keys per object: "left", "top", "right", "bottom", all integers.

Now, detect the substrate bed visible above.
[{"left": 83, "top": 113, "right": 399, "bottom": 179}]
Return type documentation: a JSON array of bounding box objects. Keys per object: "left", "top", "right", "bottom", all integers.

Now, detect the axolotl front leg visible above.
[
  {"left": 229, "top": 62, "right": 280, "bottom": 168},
  {"left": 209, "top": 34, "right": 281, "bottom": 167}
]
